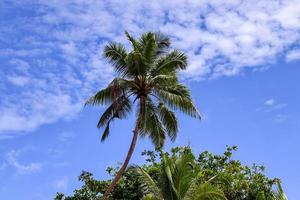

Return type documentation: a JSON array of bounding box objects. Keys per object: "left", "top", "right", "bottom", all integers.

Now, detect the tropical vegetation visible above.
[
  {"left": 55, "top": 146, "right": 287, "bottom": 200},
  {"left": 85, "top": 31, "right": 200, "bottom": 198}
]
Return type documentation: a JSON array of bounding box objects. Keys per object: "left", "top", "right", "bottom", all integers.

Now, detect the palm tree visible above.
[
  {"left": 85, "top": 31, "right": 201, "bottom": 199},
  {"left": 273, "top": 180, "right": 288, "bottom": 200},
  {"left": 255, "top": 180, "right": 288, "bottom": 200},
  {"left": 132, "top": 148, "right": 227, "bottom": 200}
]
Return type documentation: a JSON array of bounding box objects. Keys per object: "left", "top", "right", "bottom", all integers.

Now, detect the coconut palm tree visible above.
[
  {"left": 85, "top": 31, "right": 201, "bottom": 199},
  {"left": 132, "top": 148, "right": 227, "bottom": 200}
]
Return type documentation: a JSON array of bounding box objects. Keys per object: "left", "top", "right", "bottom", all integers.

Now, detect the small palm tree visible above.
[
  {"left": 255, "top": 180, "right": 288, "bottom": 200},
  {"left": 85, "top": 31, "right": 201, "bottom": 199},
  {"left": 273, "top": 180, "right": 288, "bottom": 200},
  {"left": 132, "top": 148, "right": 227, "bottom": 200}
]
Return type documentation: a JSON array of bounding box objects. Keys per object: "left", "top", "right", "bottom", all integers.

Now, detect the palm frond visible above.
[
  {"left": 184, "top": 183, "right": 227, "bottom": 200},
  {"left": 130, "top": 166, "right": 163, "bottom": 199},
  {"left": 274, "top": 180, "right": 288, "bottom": 200},
  {"left": 154, "top": 32, "right": 170, "bottom": 55},
  {"left": 173, "top": 149, "right": 196, "bottom": 197},
  {"left": 165, "top": 162, "right": 181, "bottom": 199},
  {"left": 103, "top": 42, "right": 128, "bottom": 75},
  {"left": 126, "top": 52, "right": 145, "bottom": 76},
  {"left": 160, "top": 152, "right": 181, "bottom": 200},
  {"left": 139, "top": 99, "right": 166, "bottom": 148},
  {"left": 97, "top": 95, "right": 132, "bottom": 141},
  {"left": 152, "top": 49, "right": 187, "bottom": 76},
  {"left": 150, "top": 74, "right": 178, "bottom": 84},
  {"left": 154, "top": 85, "right": 201, "bottom": 119},
  {"left": 158, "top": 103, "right": 178, "bottom": 141},
  {"left": 85, "top": 86, "right": 112, "bottom": 106},
  {"left": 140, "top": 32, "right": 157, "bottom": 66},
  {"left": 85, "top": 78, "right": 131, "bottom": 106},
  {"left": 125, "top": 31, "right": 141, "bottom": 51},
  {"left": 149, "top": 70, "right": 179, "bottom": 88},
  {"left": 142, "top": 194, "right": 159, "bottom": 200},
  {"left": 101, "top": 123, "right": 110, "bottom": 142}
]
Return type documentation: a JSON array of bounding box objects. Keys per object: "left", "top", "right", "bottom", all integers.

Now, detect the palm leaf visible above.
[
  {"left": 274, "top": 180, "right": 288, "bottom": 200},
  {"left": 103, "top": 42, "right": 128, "bottom": 75},
  {"left": 150, "top": 74, "right": 178, "bottom": 84},
  {"left": 125, "top": 31, "right": 141, "bottom": 51},
  {"left": 126, "top": 52, "right": 145, "bottom": 76},
  {"left": 140, "top": 32, "right": 157, "bottom": 65},
  {"left": 85, "top": 78, "right": 131, "bottom": 106},
  {"left": 85, "top": 86, "right": 113, "bottom": 106},
  {"left": 154, "top": 32, "right": 170, "bottom": 55},
  {"left": 173, "top": 149, "right": 196, "bottom": 197},
  {"left": 97, "top": 95, "right": 132, "bottom": 141},
  {"left": 97, "top": 95, "right": 132, "bottom": 128},
  {"left": 152, "top": 49, "right": 187, "bottom": 76},
  {"left": 184, "top": 183, "right": 227, "bottom": 200},
  {"left": 140, "top": 99, "right": 166, "bottom": 148},
  {"left": 142, "top": 194, "right": 159, "bottom": 200},
  {"left": 154, "top": 86, "right": 201, "bottom": 119},
  {"left": 130, "top": 166, "right": 163, "bottom": 199},
  {"left": 161, "top": 152, "right": 181, "bottom": 200},
  {"left": 101, "top": 123, "right": 110, "bottom": 142},
  {"left": 158, "top": 103, "right": 178, "bottom": 141}
]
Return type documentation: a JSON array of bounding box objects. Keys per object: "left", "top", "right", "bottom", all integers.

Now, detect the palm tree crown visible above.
[
  {"left": 85, "top": 31, "right": 201, "bottom": 199},
  {"left": 132, "top": 148, "right": 227, "bottom": 200}
]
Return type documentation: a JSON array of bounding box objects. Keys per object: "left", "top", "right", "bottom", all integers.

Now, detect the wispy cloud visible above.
[
  {"left": 0, "top": 0, "right": 300, "bottom": 133},
  {"left": 57, "top": 131, "right": 76, "bottom": 143},
  {"left": 264, "top": 98, "right": 287, "bottom": 111},
  {"left": 6, "top": 150, "right": 43, "bottom": 175},
  {"left": 263, "top": 98, "right": 288, "bottom": 123},
  {"left": 264, "top": 99, "right": 276, "bottom": 106}
]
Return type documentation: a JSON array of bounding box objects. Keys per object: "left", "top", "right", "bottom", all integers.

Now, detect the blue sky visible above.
[{"left": 0, "top": 0, "right": 300, "bottom": 199}]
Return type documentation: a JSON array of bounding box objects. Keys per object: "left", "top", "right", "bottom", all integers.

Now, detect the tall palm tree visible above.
[
  {"left": 85, "top": 31, "right": 201, "bottom": 199},
  {"left": 132, "top": 148, "right": 227, "bottom": 200}
]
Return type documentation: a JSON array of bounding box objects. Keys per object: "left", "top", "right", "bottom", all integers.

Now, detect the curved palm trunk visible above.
[
  {"left": 101, "top": 125, "right": 139, "bottom": 199},
  {"left": 102, "top": 97, "right": 145, "bottom": 200}
]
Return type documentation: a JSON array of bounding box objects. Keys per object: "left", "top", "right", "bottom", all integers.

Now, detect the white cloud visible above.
[
  {"left": 264, "top": 99, "right": 276, "bottom": 106},
  {"left": 262, "top": 99, "right": 288, "bottom": 122},
  {"left": 1, "top": 0, "right": 300, "bottom": 133},
  {"left": 6, "top": 150, "right": 43, "bottom": 174},
  {"left": 286, "top": 49, "right": 300, "bottom": 62},
  {"left": 264, "top": 98, "right": 287, "bottom": 112},
  {"left": 274, "top": 2, "right": 300, "bottom": 29},
  {"left": 0, "top": 94, "right": 82, "bottom": 132}
]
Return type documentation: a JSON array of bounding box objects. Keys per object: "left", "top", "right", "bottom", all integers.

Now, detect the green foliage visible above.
[
  {"left": 273, "top": 180, "right": 288, "bottom": 200},
  {"left": 85, "top": 31, "right": 201, "bottom": 197},
  {"left": 55, "top": 146, "right": 287, "bottom": 200},
  {"left": 84, "top": 31, "right": 202, "bottom": 198},
  {"left": 85, "top": 31, "right": 200, "bottom": 148},
  {"left": 183, "top": 183, "right": 227, "bottom": 200},
  {"left": 133, "top": 147, "right": 226, "bottom": 200},
  {"left": 55, "top": 170, "right": 145, "bottom": 200},
  {"left": 197, "top": 146, "right": 277, "bottom": 200}
]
